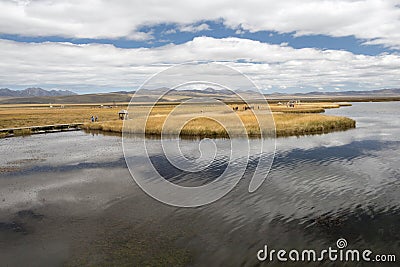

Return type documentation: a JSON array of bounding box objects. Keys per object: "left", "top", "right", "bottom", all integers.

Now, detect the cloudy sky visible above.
[{"left": 0, "top": 0, "right": 399, "bottom": 93}]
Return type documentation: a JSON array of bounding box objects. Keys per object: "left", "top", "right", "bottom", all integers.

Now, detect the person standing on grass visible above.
[{"left": 91, "top": 115, "right": 94, "bottom": 122}]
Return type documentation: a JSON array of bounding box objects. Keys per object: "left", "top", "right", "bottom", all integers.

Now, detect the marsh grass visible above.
[
  {"left": 0, "top": 107, "right": 119, "bottom": 129},
  {"left": 228, "top": 102, "right": 348, "bottom": 113},
  {"left": 82, "top": 112, "right": 355, "bottom": 138},
  {"left": 273, "top": 113, "right": 355, "bottom": 136},
  {"left": 0, "top": 102, "right": 355, "bottom": 138}
]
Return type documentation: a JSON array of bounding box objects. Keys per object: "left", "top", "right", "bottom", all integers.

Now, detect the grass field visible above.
[
  {"left": 82, "top": 112, "right": 355, "bottom": 138},
  {"left": 0, "top": 106, "right": 119, "bottom": 129},
  {"left": 0, "top": 102, "right": 355, "bottom": 138}
]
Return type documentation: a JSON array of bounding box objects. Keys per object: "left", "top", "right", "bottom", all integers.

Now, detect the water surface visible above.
[{"left": 0, "top": 102, "right": 399, "bottom": 266}]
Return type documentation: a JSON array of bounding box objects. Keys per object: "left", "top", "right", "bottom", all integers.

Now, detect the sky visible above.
[{"left": 0, "top": 0, "right": 399, "bottom": 94}]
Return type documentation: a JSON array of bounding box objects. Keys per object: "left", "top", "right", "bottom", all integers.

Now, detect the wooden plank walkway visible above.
[{"left": 0, "top": 123, "right": 84, "bottom": 137}]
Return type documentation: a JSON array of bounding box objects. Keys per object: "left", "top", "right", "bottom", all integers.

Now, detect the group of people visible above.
[
  {"left": 232, "top": 105, "right": 259, "bottom": 111},
  {"left": 286, "top": 100, "right": 299, "bottom": 108},
  {"left": 90, "top": 115, "right": 98, "bottom": 122}
]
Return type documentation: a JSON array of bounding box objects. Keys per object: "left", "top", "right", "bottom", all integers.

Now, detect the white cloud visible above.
[
  {"left": 127, "top": 31, "right": 154, "bottom": 41},
  {"left": 235, "top": 29, "right": 245, "bottom": 35},
  {"left": 179, "top": 23, "right": 210, "bottom": 33},
  {"left": 0, "top": 37, "right": 399, "bottom": 92},
  {"left": 0, "top": 0, "right": 400, "bottom": 48},
  {"left": 163, "top": 29, "right": 177, "bottom": 35}
]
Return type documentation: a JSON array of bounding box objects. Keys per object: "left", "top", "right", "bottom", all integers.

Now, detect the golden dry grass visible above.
[
  {"left": 229, "top": 102, "right": 347, "bottom": 113},
  {"left": 0, "top": 102, "right": 355, "bottom": 138},
  {"left": 273, "top": 113, "right": 355, "bottom": 136},
  {"left": 0, "top": 106, "right": 119, "bottom": 129},
  {"left": 82, "top": 111, "right": 355, "bottom": 138}
]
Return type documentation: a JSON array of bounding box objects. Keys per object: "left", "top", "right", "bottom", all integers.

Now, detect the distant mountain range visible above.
[
  {"left": 294, "top": 88, "right": 400, "bottom": 96},
  {"left": 262, "top": 88, "right": 400, "bottom": 102},
  {"left": 0, "top": 88, "right": 76, "bottom": 97},
  {"left": 0, "top": 87, "right": 398, "bottom": 104},
  {"left": 117, "top": 87, "right": 237, "bottom": 96},
  {"left": 120, "top": 87, "right": 400, "bottom": 97}
]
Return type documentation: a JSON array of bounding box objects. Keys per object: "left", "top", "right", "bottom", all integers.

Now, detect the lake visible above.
[{"left": 0, "top": 102, "right": 398, "bottom": 266}]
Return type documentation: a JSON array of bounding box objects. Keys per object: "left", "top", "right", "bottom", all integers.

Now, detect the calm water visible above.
[{"left": 0, "top": 102, "right": 399, "bottom": 266}]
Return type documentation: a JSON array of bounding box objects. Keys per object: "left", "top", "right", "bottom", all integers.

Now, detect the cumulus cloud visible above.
[
  {"left": 1, "top": 0, "right": 400, "bottom": 48},
  {"left": 0, "top": 37, "right": 399, "bottom": 91},
  {"left": 179, "top": 23, "right": 210, "bottom": 33}
]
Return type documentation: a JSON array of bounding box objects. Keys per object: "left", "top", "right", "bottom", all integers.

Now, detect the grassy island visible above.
[
  {"left": 81, "top": 113, "right": 355, "bottom": 138},
  {"left": 81, "top": 102, "right": 355, "bottom": 138},
  {"left": 0, "top": 102, "right": 355, "bottom": 138}
]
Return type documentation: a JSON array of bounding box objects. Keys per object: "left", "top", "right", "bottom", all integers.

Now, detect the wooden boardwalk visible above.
[{"left": 0, "top": 123, "right": 84, "bottom": 137}]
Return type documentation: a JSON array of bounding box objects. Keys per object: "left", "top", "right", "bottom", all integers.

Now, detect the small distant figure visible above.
[
  {"left": 91, "top": 115, "right": 95, "bottom": 122},
  {"left": 95, "top": 115, "right": 98, "bottom": 122},
  {"left": 287, "top": 100, "right": 295, "bottom": 108},
  {"left": 244, "top": 105, "right": 252, "bottom": 111},
  {"left": 118, "top": 110, "right": 129, "bottom": 120}
]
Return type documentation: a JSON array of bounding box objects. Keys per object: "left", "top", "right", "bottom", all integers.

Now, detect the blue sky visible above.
[
  {"left": 1, "top": 20, "right": 394, "bottom": 55},
  {"left": 0, "top": 1, "right": 399, "bottom": 94}
]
